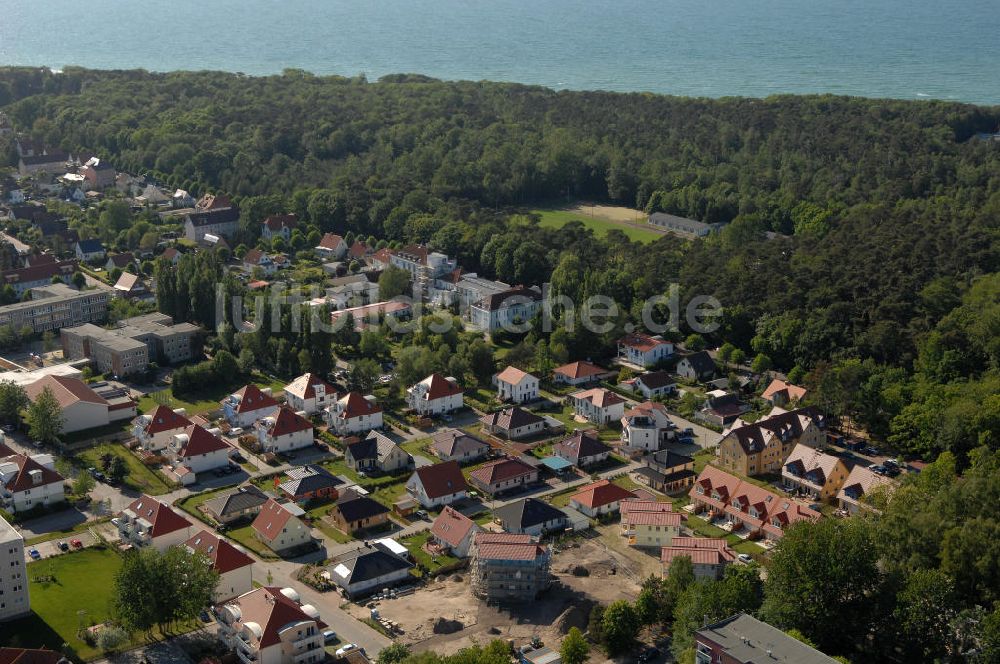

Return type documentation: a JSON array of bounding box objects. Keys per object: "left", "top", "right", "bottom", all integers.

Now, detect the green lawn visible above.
[
  {"left": 138, "top": 372, "right": 285, "bottom": 415},
  {"left": 400, "top": 437, "right": 432, "bottom": 458},
  {"left": 60, "top": 420, "right": 132, "bottom": 444},
  {"left": 226, "top": 524, "right": 278, "bottom": 559},
  {"left": 8, "top": 547, "right": 198, "bottom": 660},
  {"left": 548, "top": 487, "right": 580, "bottom": 508},
  {"left": 25, "top": 518, "right": 109, "bottom": 546},
  {"left": 78, "top": 444, "right": 174, "bottom": 496},
  {"left": 401, "top": 531, "right": 459, "bottom": 576},
  {"left": 684, "top": 513, "right": 765, "bottom": 555},
  {"left": 174, "top": 486, "right": 234, "bottom": 525},
  {"left": 531, "top": 207, "right": 662, "bottom": 243}
]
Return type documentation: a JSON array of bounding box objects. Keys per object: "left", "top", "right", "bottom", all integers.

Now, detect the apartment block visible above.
[
  {"left": 62, "top": 313, "right": 201, "bottom": 376},
  {"left": 0, "top": 515, "right": 29, "bottom": 621},
  {"left": 0, "top": 283, "right": 109, "bottom": 333}
]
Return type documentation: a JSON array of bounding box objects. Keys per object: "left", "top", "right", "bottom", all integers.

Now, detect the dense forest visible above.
[{"left": 0, "top": 66, "right": 998, "bottom": 463}]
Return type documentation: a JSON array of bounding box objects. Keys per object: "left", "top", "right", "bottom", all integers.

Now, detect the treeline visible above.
[{"left": 3, "top": 67, "right": 998, "bottom": 460}]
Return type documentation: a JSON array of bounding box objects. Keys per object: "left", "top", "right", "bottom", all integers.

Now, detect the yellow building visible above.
[{"left": 716, "top": 407, "right": 826, "bottom": 477}]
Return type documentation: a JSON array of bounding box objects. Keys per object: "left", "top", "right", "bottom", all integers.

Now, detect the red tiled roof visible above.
[
  {"left": 229, "top": 384, "right": 279, "bottom": 414},
  {"left": 176, "top": 424, "right": 231, "bottom": 458},
  {"left": 618, "top": 333, "right": 670, "bottom": 352},
  {"left": 469, "top": 457, "right": 535, "bottom": 486},
  {"left": 336, "top": 391, "right": 381, "bottom": 419},
  {"left": 266, "top": 406, "right": 313, "bottom": 437},
  {"left": 141, "top": 405, "right": 192, "bottom": 435},
  {"left": 690, "top": 466, "right": 820, "bottom": 535},
  {"left": 762, "top": 378, "right": 808, "bottom": 403},
  {"left": 473, "top": 532, "right": 546, "bottom": 561},
  {"left": 0, "top": 453, "right": 64, "bottom": 493},
  {"left": 417, "top": 373, "right": 463, "bottom": 400},
  {"left": 185, "top": 529, "right": 254, "bottom": 574},
  {"left": 495, "top": 366, "right": 533, "bottom": 385},
  {"left": 262, "top": 213, "right": 297, "bottom": 231},
  {"left": 317, "top": 233, "right": 344, "bottom": 250},
  {"left": 251, "top": 499, "right": 296, "bottom": 541},
  {"left": 625, "top": 510, "right": 682, "bottom": 527},
  {"left": 570, "top": 479, "right": 635, "bottom": 509},
  {"left": 661, "top": 537, "right": 736, "bottom": 565},
  {"left": 430, "top": 506, "right": 477, "bottom": 548},
  {"left": 225, "top": 587, "right": 325, "bottom": 648},
  {"left": 25, "top": 374, "right": 107, "bottom": 408},
  {"left": 553, "top": 361, "right": 606, "bottom": 380},
  {"left": 0, "top": 648, "right": 65, "bottom": 664},
  {"left": 412, "top": 461, "right": 468, "bottom": 499},
  {"left": 124, "top": 495, "right": 192, "bottom": 538},
  {"left": 624, "top": 400, "right": 670, "bottom": 419},
  {"left": 347, "top": 241, "right": 369, "bottom": 258},
  {"left": 570, "top": 388, "right": 624, "bottom": 409}
]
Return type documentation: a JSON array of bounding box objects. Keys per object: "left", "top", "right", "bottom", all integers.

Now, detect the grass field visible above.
[
  {"left": 7, "top": 548, "right": 198, "bottom": 660},
  {"left": 78, "top": 444, "right": 174, "bottom": 496},
  {"left": 401, "top": 531, "right": 459, "bottom": 575},
  {"left": 531, "top": 207, "right": 663, "bottom": 243},
  {"left": 137, "top": 373, "right": 286, "bottom": 415}
]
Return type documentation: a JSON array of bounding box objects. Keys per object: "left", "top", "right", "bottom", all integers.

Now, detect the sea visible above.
[{"left": 1, "top": 0, "right": 999, "bottom": 105}]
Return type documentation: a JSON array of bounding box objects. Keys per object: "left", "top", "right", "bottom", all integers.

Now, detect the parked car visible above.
[
  {"left": 28, "top": 548, "right": 40, "bottom": 560},
  {"left": 737, "top": 553, "right": 753, "bottom": 564},
  {"left": 335, "top": 644, "right": 358, "bottom": 657},
  {"left": 70, "top": 539, "right": 83, "bottom": 549},
  {"left": 57, "top": 541, "right": 69, "bottom": 552},
  {"left": 416, "top": 510, "right": 429, "bottom": 519},
  {"left": 323, "top": 630, "right": 338, "bottom": 644},
  {"left": 864, "top": 446, "right": 881, "bottom": 456}
]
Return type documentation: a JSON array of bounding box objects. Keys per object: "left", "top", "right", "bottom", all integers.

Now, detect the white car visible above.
[
  {"left": 323, "top": 629, "right": 337, "bottom": 643},
  {"left": 737, "top": 553, "right": 753, "bottom": 564},
  {"left": 335, "top": 644, "right": 358, "bottom": 657}
]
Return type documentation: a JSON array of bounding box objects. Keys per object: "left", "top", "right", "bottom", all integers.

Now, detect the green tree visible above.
[
  {"left": 26, "top": 386, "right": 63, "bottom": 443},
  {"left": 717, "top": 342, "right": 735, "bottom": 363},
  {"left": 0, "top": 380, "right": 28, "bottom": 424},
  {"left": 378, "top": 265, "right": 411, "bottom": 300},
  {"left": 601, "top": 600, "right": 639, "bottom": 655},
  {"left": 73, "top": 470, "right": 95, "bottom": 498},
  {"left": 114, "top": 546, "right": 218, "bottom": 634},
  {"left": 560, "top": 626, "right": 589, "bottom": 664},
  {"left": 730, "top": 348, "right": 746, "bottom": 365},
  {"left": 377, "top": 643, "right": 411, "bottom": 664},
  {"left": 751, "top": 353, "right": 772, "bottom": 373},
  {"left": 685, "top": 334, "right": 706, "bottom": 351},
  {"left": 349, "top": 358, "right": 381, "bottom": 393},
  {"left": 72, "top": 271, "right": 87, "bottom": 289}
]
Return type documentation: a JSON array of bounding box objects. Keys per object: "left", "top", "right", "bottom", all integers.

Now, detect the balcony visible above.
[{"left": 236, "top": 648, "right": 257, "bottom": 664}]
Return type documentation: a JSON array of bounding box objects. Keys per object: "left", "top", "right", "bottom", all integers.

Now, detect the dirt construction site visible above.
[{"left": 345, "top": 535, "right": 642, "bottom": 657}]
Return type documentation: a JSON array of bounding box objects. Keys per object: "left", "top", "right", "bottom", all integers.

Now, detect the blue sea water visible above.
[{"left": 1, "top": 0, "right": 999, "bottom": 105}]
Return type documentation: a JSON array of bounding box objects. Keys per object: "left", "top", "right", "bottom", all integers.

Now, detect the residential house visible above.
[
  {"left": 260, "top": 214, "right": 297, "bottom": 242},
  {"left": 329, "top": 300, "right": 411, "bottom": 331},
  {"left": 495, "top": 498, "right": 567, "bottom": 537},
  {"left": 25, "top": 374, "right": 135, "bottom": 434},
  {"left": 2, "top": 259, "right": 78, "bottom": 297},
  {"left": 493, "top": 366, "right": 539, "bottom": 403},
  {"left": 406, "top": 461, "right": 468, "bottom": 508},
  {"left": 694, "top": 613, "right": 839, "bottom": 664},
  {"left": 717, "top": 406, "right": 826, "bottom": 477},
  {"left": 0, "top": 452, "right": 65, "bottom": 514},
  {"left": 429, "top": 428, "right": 490, "bottom": 464},
  {"left": 568, "top": 480, "right": 636, "bottom": 517},
  {"left": 314, "top": 233, "right": 347, "bottom": 260},
  {"left": 617, "top": 333, "right": 673, "bottom": 368},
  {"left": 553, "top": 430, "right": 611, "bottom": 468},
  {"left": 468, "top": 457, "right": 538, "bottom": 496},
  {"left": 620, "top": 401, "right": 675, "bottom": 453},
  {"left": 132, "top": 405, "right": 193, "bottom": 452},
  {"left": 204, "top": 485, "right": 269, "bottom": 525},
  {"left": 430, "top": 506, "right": 480, "bottom": 558},
  {"left": 630, "top": 370, "right": 676, "bottom": 398},
  {"left": 0, "top": 515, "right": 29, "bottom": 620},
  {"left": 283, "top": 373, "right": 338, "bottom": 415},
  {"left": 18, "top": 152, "right": 69, "bottom": 177},
  {"left": 676, "top": 351, "right": 716, "bottom": 381},
  {"left": 689, "top": 466, "right": 821, "bottom": 541},
  {"left": 80, "top": 158, "right": 115, "bottom": 190},
  {"left": 328, "top": 542, "right": 413, "bottom": 599},
  {"left": 343, "top": 431, "right": 411, "bottom": 474},
  {"left": 184, "top": 530, "right": 255, "bottom": 602},
  {"left": 781, "top": 444, "right": 850, "bottom": 501},
  {"left": 113, "top": 272, "right": 149, "bottom": 299},
  {"left": 73, "top": 239, "right": 106, "bottom": 263},
  {"left": 167, "top": 424, "right": 232, "bottom": 478},
  {"left": 552, "top": 360, "right": 608, "bottom": 386},
  {"left": 105, "top": 253, "right": 135, "bottom": 272},
  {"left": 328, "top": 490, "right": 390, "bottom": 533},
  {"left": 279, "top": 465, "right": 343, "bottom": 503},
  {"left": 761, "top": 378, "right": 808, "bottom": 407},
  {"left": 837, "top": 465, "right": 897, "bottom": 514},
  {"left": 407, "top": 373, "right": 463, "bottom": 416},
  {"left": 647, "top": 212, "right": 720, "bottom": 238},
  {"left": 619, "top": 500, "right": 681, "bottom": 548},
  {"left": 479, "top": 407, "right": 546, "bottom": 440},
  {"left": 117, "top": 495, "right": 193, "bottom": 552},
  {"left": 325, "top": 392, "right": 383, "bottom": 435},
  {"left": 251, "top": 499, "right": 312, "bottom": 555},
  {"left": 323, "top": 274, "right": 379, "bottom": 310},
  {"left": 221, "top": 384, "right": 280, "bottom": 429},
  {"left": 242, "top": 248, "right": 278, "bottom": 276},
  {"left": 661, "top": 537, "right": 736, "bottom": 581},
  {"left": 215, "top": 586, "right": 326, "bottom": 664},
  {"left": 634, "top": 450, "right": 696, "bottom": 494},
  {"left": 700, "top": 390, "right": 751, "bottom": 427},
  {"left": 568, "top": 388, "right": 625, "bottom": 425},
  {"left": 469, "top": 532, "right": 551, "bottom": 601},
  {"left": 183, "top": 200, "right": 239, "bottom": 243},
  {"left": 469, "top": 286, "right": 544, "bottom": 334},
  {"left": 256, "top": 406, "right": 314, "bottom": 454}
]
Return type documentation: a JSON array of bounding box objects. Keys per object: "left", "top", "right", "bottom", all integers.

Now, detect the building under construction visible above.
[{"left": 469, "top": 532, "right": 551, "bottom": 602}]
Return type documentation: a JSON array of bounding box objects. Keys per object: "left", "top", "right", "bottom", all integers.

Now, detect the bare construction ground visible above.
[{"left": 347, "top": 536, "right": 641, "bottom": 656}]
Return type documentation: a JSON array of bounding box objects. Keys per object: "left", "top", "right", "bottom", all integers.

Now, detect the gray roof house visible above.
[
  {"left": 204, "top": 485, "right": 269, "bottom": 524},
  {"left": 328, "top": 542, "right": 413, "bottom": 598}
]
